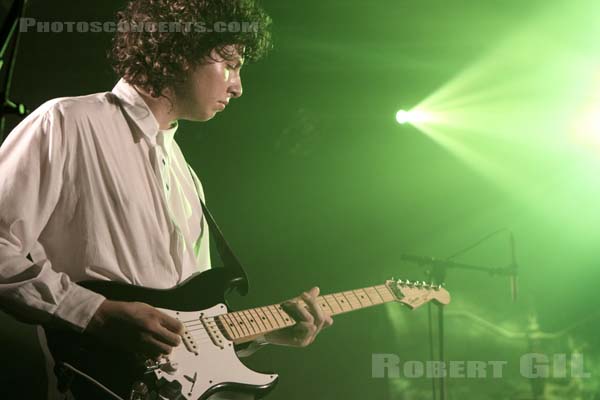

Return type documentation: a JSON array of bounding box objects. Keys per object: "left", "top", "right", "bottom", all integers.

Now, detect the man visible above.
[{"left": 0, "top": 0, "right": 332, "bottom": 398}]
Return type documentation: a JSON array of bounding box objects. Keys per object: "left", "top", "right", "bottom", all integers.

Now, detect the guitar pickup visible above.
[
  {"left": 182, "top": 329, "right": 199, "bottom": 356},
  {"left": 200, "top": 316, "right": 226, "bottom": 350}
]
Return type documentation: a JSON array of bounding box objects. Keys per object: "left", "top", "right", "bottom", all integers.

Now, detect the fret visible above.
[
  {"left": 241, "top": 310, "right": 258, "bottom": 335},
  {"left": 364, "top": 286, "right": 385, "bottom": 304},
  {"left": 234, "top": 311, "right": 250, "bottom": 336},
  {"left": 248, "top": 308, "right": 267, "bottom": 333},
  {"left": 221, "top": 313, "right": 241, "bottom": 339},
  {"left": 216, "top": 315, "right": 237, "bottom": 340},
  {"left": 273, "top": 304, "right": 294, "bottom": 327},
  {"left": 263, "top": 306, "right": 281, "bottom": 329},
  {"left": 342, "top": 291, "right": 362, "bottom": 309},
  {"left": 248, "top": 309, "right": 264, "bottom": 334},
  {"left": 375, "top": 285, "right": 395, "bottom": 302},
  {"left": 333, "top": 293, "right": 353, "bottom": 312},
  {"left": 258, "top": 306, "right": 276, "bottom": 330},
  {"left": 267, "top": 305, "right": 286, "bottom": 328},
  {"left": 322, "top": 294, "right": 342, "bottom": 314},
  {"left": 231, "top": 312, "right": 251, "bottom": 336},
  {"left": 353, "top": 289, "right": 372, "bottom": 307},
  {"left": 219, "top": 280, "right": 451, "bottom": 346},
  {"left": 316, "top": 297, "right": 333, "bottom": 314}
]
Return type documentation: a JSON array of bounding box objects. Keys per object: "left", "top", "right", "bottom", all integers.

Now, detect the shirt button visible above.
[
  {"left": 166, "top": 184, "right": 170, "bottom": 191},
  {"left": 162, "top": 158, "right": 166, "bottom": 166}
]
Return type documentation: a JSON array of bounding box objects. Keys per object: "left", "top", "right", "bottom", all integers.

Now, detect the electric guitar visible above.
[{"left": 44, "top": 268, "right": 451, "bottom": 400}]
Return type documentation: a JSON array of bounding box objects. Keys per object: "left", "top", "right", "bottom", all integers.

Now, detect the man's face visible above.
[{"left": 175, "top": 45, "right": 244, "bottom": 122}]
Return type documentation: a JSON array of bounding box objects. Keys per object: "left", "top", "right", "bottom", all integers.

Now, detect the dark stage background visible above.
[{"left": 1, "top": 1, "right": 599, "bottom": 399}]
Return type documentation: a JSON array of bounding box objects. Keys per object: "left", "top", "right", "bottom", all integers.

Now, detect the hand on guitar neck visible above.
[
  {"left": 264, "top": 286, "right": 334, "bottom": 347},
  {"left": 84, "top": 299, "right": 185, "bottom": 359}
]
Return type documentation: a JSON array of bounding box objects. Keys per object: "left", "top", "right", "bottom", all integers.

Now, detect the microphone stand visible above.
[{"left": 400, "top": 254, "right": 517, "bottom": 400}]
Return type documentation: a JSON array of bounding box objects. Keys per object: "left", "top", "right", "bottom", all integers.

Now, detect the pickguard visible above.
[{"left": 155, "top": 304, "right": 278, "bottom": 400}]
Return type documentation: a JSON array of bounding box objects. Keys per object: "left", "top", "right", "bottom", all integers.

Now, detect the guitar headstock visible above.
[{"left": 386, "top": 279, "right": 451, "bottom": 310}]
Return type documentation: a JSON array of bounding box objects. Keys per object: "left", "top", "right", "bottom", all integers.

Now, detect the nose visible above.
[{"left": 228, "top": 73, "right": 243, "bottom": 99}]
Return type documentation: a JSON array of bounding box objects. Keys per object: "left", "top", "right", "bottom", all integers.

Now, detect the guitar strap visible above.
[{"left": 187, "top": 165, "right": 249, "bottom": 296}]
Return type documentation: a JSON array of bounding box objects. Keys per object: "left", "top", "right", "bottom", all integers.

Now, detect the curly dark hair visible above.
[{"left": 110, "top": 0, "right": 272, "bottom": 97}]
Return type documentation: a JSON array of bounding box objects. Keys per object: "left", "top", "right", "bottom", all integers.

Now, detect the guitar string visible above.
[
  {"left": 177, "top": 291, "right": 385, "bottom": 326},
  {"left": 182, "top": 314, "right": 290, "bottom": 332},
  {"left": 181, "top": 316, "right": 280, "bottom": 342},
  {"left": 176, "top": 291, "right": 384, "bottom": 326},
  {"left": 187, "top": 325, "right": 293, "bottom": 342},
  {"left": 181, "top": 299, "right": 373, "bottom": 331},
  {"left": 184, "top": 306, "right": 370, "bottom": 343},
  {"left": 179, "top": 295, "right": 389, "bottom": 341},
  {"left": 177, "top": 289, "right": 398, "bottom": 346},
  {"left": 188, "top": 316, "right": 292, "bottom": 335},
  {"left": 184, "top": 306, "right": 389, "bottom": 344},
  {"left": 181, "top": 304, "right": 345, "bottom": 340},
  {"left": 183, "top": 319, "right": 272, "bottom": 340},
  {"left": 185, "top": 318, "right": 294, "bottom": 341},
  {"left": 182, "top": 298, "right": 384, "bottom": 336}
]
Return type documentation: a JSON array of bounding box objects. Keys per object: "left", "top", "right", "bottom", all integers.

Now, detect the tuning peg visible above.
[{"left": 397, "top": 279, "right": 404, "bottom": 285}]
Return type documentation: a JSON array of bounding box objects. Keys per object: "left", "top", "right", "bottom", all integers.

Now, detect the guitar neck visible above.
[{"left": 217, "top": 284, "right": 396, "bottom": 344}]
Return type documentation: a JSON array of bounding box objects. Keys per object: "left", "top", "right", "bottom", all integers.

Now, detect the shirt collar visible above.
[
  {"left": 112, "top": 78, "right": 163, "bottom": 146},
  {"left": 157, "top": 121, "right": 178, "bottom": 156}
]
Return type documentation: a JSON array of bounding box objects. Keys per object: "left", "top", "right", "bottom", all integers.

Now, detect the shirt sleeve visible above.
[{"left": 0, "top": 103, "right": 105, "bottom": 332}]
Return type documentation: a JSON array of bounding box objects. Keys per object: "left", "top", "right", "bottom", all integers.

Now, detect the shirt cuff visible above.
[{"left": 53, "top": 283, "right": 106, "bottom": 332}]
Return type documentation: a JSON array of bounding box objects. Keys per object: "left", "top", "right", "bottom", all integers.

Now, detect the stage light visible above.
[
  {"left": 395, "top": 110, "right": 411, "bottom": 124},
  {"left": 395, "top": 109, "right": 432, "bottom": 125}
]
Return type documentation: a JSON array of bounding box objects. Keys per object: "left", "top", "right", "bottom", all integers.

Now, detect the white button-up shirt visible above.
[{"left": 0, "top": 79, "right": 210, "bottom": 331}]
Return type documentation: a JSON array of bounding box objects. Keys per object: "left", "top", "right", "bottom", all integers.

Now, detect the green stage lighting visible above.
[
  {"left": 574, "top": 102, "right": 600, "bottom": 149},
  {"left": 395, "top": 109, "right": 432, "bottom": 125}
]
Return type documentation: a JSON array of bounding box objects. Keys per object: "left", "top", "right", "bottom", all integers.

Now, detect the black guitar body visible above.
[{"left": 44, "top": 268, "right": 276, "bottom": 400}]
